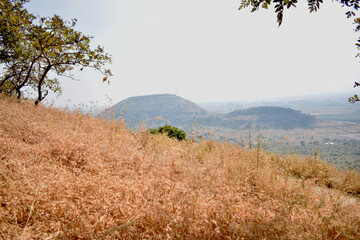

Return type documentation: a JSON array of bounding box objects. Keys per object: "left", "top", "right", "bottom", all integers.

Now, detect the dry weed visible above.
[{"left": 0, "top": 96, "right": 359, "bottom": 239}]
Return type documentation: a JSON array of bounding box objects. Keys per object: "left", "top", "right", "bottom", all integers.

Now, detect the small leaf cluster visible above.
[
  {"left": 149, "top": 125, "right": 187, "bottom": 141},
  {"left": 349, "top": 81, "right": 360, "bottom": 103},
  {"left": 238, "top": 0, "right": 360, "bottom": 35},
  {"left": 239, "top": 0, "right": 298, "bottom": 26},
  {"left": 308, "top": 0, "right": 323, "bottom": 13}
]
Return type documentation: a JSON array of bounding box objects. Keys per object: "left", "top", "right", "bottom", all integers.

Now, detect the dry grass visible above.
[{"left": 0, "top": 95, "right": 359, "bottom": 239}]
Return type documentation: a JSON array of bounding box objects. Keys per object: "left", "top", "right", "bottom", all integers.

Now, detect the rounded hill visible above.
[
  {"left": 225, "top": 106, "right": 316, "bottom": 129},
  {"left": 102, "top": 94, "right": 215, "bottom": 129},
  {"left": 101, "top": 95, "right": 317, "bottom": 130}
]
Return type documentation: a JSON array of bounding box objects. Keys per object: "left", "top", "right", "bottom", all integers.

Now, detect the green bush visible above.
[{"left": 150, "top": 125, "right": 186, "bottom": 141}]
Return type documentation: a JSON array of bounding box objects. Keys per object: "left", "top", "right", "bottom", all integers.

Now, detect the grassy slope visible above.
[{"left": 0, "top": 96, "right": 360, "bottom": 239}]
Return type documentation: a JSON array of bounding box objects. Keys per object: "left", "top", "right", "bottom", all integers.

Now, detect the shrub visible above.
[{"left": 150, "top": 125, "right": 186, "bottom": 141}]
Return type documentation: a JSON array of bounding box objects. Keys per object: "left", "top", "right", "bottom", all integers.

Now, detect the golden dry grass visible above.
[{"left": 0, "top": 95, "right": 359, "bottom": 239}]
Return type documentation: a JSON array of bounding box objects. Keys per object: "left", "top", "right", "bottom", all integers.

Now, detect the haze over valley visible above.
[{"left": 101, "top": 93, "right": 360, "bottom": 170}]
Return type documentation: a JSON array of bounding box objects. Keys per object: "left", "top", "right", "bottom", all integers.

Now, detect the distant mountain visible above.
[
  {"left": 101, "top": 94, "right": 216, "bottom": 129},
  {"left": 101, "top": 94, "right": 317, "bottom": 130},
  {"left": 224, "top": 106, "right": 316, "bottom": 129},
  {"left": 199, "top": 91, "right": 360, "bottom": 115}
]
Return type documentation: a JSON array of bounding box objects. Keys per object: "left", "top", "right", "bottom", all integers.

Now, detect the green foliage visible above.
[
  {"left": 0, "top": 0, "right": 112, "bottom": 104},
  {"left": 349, "top": 82, "right": 360, "bottom": 103},
  {"left": 150, "top": 125, "right": 187, "bottom": 141}
]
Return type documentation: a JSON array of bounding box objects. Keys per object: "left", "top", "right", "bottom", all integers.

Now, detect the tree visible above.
[
  {"left": 0, "top": 0, "right": 34, "bottom": 97},
  {"left": 238, "top": 0, "right": 360, "bottom": 103},
  {"left": 150, "top": 125, "right": 187, "bottom": 141},
  {"left": 0, "top": 0, "right": 112, "bottom": 105}
]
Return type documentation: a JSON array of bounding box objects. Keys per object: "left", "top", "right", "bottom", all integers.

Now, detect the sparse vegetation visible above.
[
  {"left": 150, "top": 125, "right": 187, "bottom": 141},
  {"left": 0, "top": 95, "right": 360, "bottom": 239}
]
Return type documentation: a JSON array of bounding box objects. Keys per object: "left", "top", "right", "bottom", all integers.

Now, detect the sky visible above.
[{"left": 25, "top": 0, "right": 360, "bottom": 107}]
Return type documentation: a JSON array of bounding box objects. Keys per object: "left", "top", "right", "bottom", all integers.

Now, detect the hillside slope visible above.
[{"left": 0, "top": 96, "right": 359, "bottom": 239}]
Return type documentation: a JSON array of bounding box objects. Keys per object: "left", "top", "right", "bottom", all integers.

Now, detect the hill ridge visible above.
[
  {"left": 103, "top": 94, "right": 317, "bottom": 130},
  {"left": 103, "top": 94, "right": 216, "bottom": 129}
]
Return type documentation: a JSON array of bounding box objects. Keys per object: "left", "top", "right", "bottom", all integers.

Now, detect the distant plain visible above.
[{"left": 101, "top": 92, "right": 360, "bottom": 170}]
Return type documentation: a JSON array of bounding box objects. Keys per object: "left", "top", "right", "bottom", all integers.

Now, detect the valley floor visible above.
[{"left": 197, "top": 120, "right": 360, "bottom": 170}]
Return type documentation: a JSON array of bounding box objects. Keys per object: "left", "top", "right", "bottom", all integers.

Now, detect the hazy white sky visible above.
[{"left": 26, "top": 0, "right": 360, "bottom": 106}]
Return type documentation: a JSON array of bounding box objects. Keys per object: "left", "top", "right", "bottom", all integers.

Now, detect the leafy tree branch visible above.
[{"left": 0, "top": 0, "right": 112, "bottom": 105}]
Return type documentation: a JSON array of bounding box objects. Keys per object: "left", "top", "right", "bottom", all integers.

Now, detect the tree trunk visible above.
[
  {"left": 16, "top": 61, "right": 35, "bottom": 101},
  {"left": 35, "top": 64, "right": 51, "bottom": 106},
  {"left": 16, "top": 87, "right": 21, "bottom": 100}
]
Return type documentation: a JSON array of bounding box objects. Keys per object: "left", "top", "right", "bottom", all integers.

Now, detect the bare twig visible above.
[
  {"left": 0, "top": 229, "right": 7, "bottom": 240},
  {"left": 20, "top": 200, "right": 36, "bottom": 240}
]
